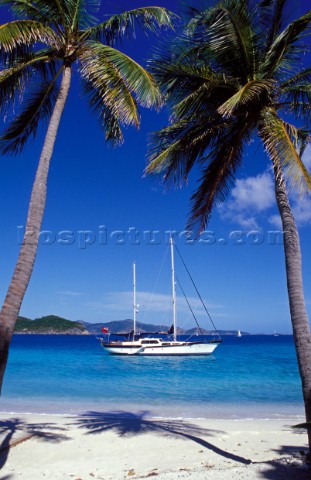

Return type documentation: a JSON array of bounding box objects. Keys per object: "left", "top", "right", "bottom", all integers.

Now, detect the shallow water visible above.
[{"left": 1, "top": 334, "right": 304, "bottom": 419}]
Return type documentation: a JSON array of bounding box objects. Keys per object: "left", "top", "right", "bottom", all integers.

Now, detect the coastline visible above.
[
  {"left": 0, "top": 411, "right": 309, "bottom": 479},
  {"left": 0, "top": 396, "right": 305, "bottom": 420}
]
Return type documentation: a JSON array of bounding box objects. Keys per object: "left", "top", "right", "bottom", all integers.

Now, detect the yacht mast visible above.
[
  {"left": 170, "top": 237, "right": 177, "bottom": 341},
  {"left": 133, "top": 262, "right": 137, "bottom": 338}
]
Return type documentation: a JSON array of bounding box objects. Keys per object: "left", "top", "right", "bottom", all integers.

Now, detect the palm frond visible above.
[
  {"left": 89, "top": 43, "right": 162, "bottom": 109},
  {"left": 81, "top": 76, "right": 124, "bottom": 145},
  {"left": 146, "top": 117, "right": 229, "bottom": 184},
  {"left": 186, "top": 0, "right": 257, "bottom": 82},
  {"left": 260, "top": 10, "right": 311, "bottom": 77},
  {"left": 257, "top": 0, "right": 287, "bottom": 52},
  {"left": 101, "top": 107, "right": 123, "bottom": 145},
  {"left": 172, "top": 77, "right": 236, "bottom": 122},
  {"left": 279, "top": 68, "right": 311, "bottom": 121},
  {"left": 281, "top": 84, "right": 311, "bottom": 120},
  {"left": 69, "top": 0, "right": 99, "bottom": 32},
  {"left": 0, "top": 0, "right": 46, "bottom": 22},
  {"left": 149, "top": 47, "right": 237, "bottom": 113},
  {"left": 0, "top": 0, "right": 73, "bottom": 28},
  {"left": 151, "top": 52, "right": 215, "bottom": 93},
  {"left": 79, "top": 48, "right": 139, "bottom": 128},
  {"left": 188, "top": 120, "right": 251, "bottom": 233},
  {"left": 80, "top": 7, "right": 176, "bottom": 44},
  {"left": 0, "top": 20, "right": 60, "bottom": 51},
  {"left": 0, "top": 65, "right": 62, "bottom": 154},
  {"left": 79, "top": 41, "right": 162, "bottom": 130},
  {"left": 259, "top": 108, "right": 311, "bottom": 193},
  {"left": 0, "top": 49, "right": 58, "bottom": 113},
  {"left": 217, "top": 79, "right": 275, "bottom": 118},
  {"left": 280, "top": 67, "right": 311, "bottom": 88}
]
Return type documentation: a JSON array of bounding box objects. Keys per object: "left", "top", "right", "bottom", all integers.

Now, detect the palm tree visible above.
[
  {"left": 146, "top": 0, "right": 311, "bottom": 456},
  {"left": 0, "top": 0, "right": 175, "bottom": 392}
]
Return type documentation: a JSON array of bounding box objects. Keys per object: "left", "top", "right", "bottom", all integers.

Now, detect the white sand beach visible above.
[{"left": 0, "top": 411, "right": 310, "bottom": 480}]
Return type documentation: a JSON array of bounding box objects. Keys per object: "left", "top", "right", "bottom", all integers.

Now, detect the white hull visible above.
[{"left": 101, "top": 340, "right": 219, "bottom": 356}]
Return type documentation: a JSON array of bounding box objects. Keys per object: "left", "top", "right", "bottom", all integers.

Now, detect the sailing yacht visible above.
[
  {"left": 237, "top": 330, "right": 242, "bottom": 337},
  {"left": 99, "top": 238, "right": 221, "bottom": 356}
]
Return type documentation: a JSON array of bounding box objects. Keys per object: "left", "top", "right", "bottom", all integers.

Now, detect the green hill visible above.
[{"left": 15, "top": 315, "right": 88, "bottom": 334}]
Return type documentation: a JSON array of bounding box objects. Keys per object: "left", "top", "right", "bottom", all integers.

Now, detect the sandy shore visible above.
[{"left": 0, "top": 411, "right": 310, "bottom": 479}]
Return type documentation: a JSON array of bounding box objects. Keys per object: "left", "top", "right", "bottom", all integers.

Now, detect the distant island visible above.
[
  {"left": 14, "top": 315, "right": 251, "bottom": 336},
  {"left": 15, "top": 315, "right": 89, "bottom": 335}
]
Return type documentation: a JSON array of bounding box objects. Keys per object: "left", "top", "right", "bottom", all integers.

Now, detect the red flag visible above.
[{"left": 101, "top": 327, "right": 109, "bottom": 334}]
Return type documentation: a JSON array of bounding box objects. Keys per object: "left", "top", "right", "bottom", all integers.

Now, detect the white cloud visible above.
[
  {"left": 84, "top": 290, "right": 222, "bottom": 316},
  {"left": 268, "top": 213, "right": 282, "bottom": 229},
  {"left": 292, "top": 194, "right": 311, "bottom": 226},
  {"left": 219, "top": 171, "right": 275, "bottom": 228},
  {"left": 229, "top": 213, "right": 260, "bottom": 230},
  {"left": 220, "top": 166, "right": 311, "bottom": 229},
  {"left": 269, "top": 193, "right": 311, "bottom": 228},
  {"left": 231, "top": 173, "right": 275, "bottom": 211}
]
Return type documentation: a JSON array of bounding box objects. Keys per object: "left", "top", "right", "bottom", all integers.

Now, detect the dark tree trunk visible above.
[
  {"left": 273, "top": 160, "right": 311, "bottom": 458},
  {"left": 0, "top": 66, "right": 72, "bottom": 393}
]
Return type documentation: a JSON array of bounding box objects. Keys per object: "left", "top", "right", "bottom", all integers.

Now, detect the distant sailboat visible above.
[
  {"left": 237, "top": 330, "right": 242, "bottom": 337},
  {"left": 274, "top": 330, "right": 279, "bottom": 337}
]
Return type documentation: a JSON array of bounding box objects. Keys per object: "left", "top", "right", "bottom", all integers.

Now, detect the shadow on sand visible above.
[
  {"left": 74, "top": 409, "right": 252, "bottom": 465},
  {"left": 257, "top": 437, "right": 310, "bottom": 480},
  {"left": 0, "top": 417, "right": 70, "bottom": 472}
]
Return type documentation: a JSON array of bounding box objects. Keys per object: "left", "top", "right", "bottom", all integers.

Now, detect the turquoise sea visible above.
[{"left": 1, "top": 334, "right": 304, "bottom": 419}]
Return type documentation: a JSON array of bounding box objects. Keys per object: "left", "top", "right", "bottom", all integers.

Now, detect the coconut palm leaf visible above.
[
  {"left": 186, "top": 1, "right": 257, "bottom": 81},
  {"left": 0, "top": 65, "right": 62, "bottom": 154},
  {"left": 69, "top": 0, "right": 99, "bottom": 32},
  {"left": 80, "top": 7, "right": 175, "bottom": 44},
  {"left": 258, "top": 0, "right": 287, "bottom": 52},
  {"left": 79, "top": 46, "right": 141, "bottom": 128},
  {"left": 259, "top": 108, "right": 311, "bottom": 192},
  {"left": 147, "top": 117, "right": 229, "bottom": 182},
  {"left": 0, "top": 20, "right": 60, "bottom": 50},
  {"left": 0, "top": 49, "right": 58, "bottom": 112},
  {"left": 188, "top": 120, "right": 251, "bottom": 232},
  {"left": 147, "top": 0, "right": 311, "bottom": 232},
  {"left": 151, "top": 57, "right": 217, "bottom": 96},
  {"left": 0, "top": 0, "right": 46, "bottom": 22},
  {"left": 282, "top": 84, "right": 311, "bottom": 117},
  {"left": 172, "top": 78, "right": 235, "bottom": 121},
  {"left": 150, "top": 41, "right": 240, "bottom": 121},
  {"left": 281, "top": 67, "right": 311, "bottom": 88},
  {"left": 279, "top": 69, "right": 311, "bottom": 120},
  {"left": 82, "top": 43, "right": 162, "bottom": 109},
  {"left": 79, "top": 42, "right": 162, "bottom": 130},
  {"left": 217, "top": 79, "right": 275, "bottom": 118},
  {"left": 260, "top": 11, "right": 311, "bottom": 77},
  {"left": 0, "top": 2, "right": 174, "bottom": 149},
  {"left": 81, "top": 76, "right": 124, "bottom": 145},
  {"left": 100, "top": 106, "right": 123, "bottom": 145},
  {"left": 0, "top": 0, "right": 73, "bottom": 32}
]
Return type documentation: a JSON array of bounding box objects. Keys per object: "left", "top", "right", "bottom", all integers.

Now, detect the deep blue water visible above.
[{"left": 1, "top": 334, "right": 304, "bottom": 419}]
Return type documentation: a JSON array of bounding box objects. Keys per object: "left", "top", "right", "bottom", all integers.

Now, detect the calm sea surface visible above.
[{"left": 1, "top": 334, "right": 304, "bottom": 419}]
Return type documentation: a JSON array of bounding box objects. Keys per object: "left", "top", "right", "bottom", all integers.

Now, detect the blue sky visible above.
[{"left": 0, "top": 0, "right": 310, "bottom": 334}]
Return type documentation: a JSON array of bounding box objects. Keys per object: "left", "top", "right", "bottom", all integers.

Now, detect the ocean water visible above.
[{"left": 1, "top": 334, "right": 304, "bottom": 419}]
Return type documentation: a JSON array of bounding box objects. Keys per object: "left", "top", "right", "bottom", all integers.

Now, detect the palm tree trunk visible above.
[
  {"left": 273, "top": 160, "right": 311, "bottom": 457},
  {"left": 0, "top": 66, "right": 72, "bottom": 394}
]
